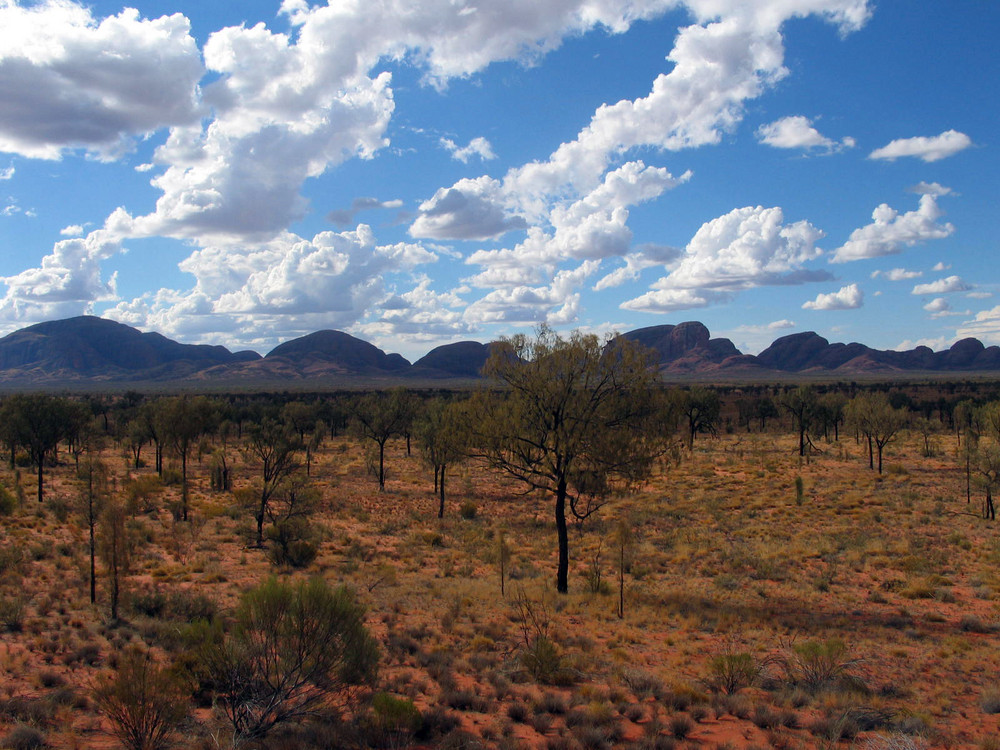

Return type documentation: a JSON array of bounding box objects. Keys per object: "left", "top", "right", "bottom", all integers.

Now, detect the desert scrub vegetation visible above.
[{"left": 1, "top": 380, "right": 1000, "bottom": 746}]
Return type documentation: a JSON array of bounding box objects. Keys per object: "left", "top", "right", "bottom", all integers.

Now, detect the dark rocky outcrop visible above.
[
  {"left": 2, "top": 315, "right": 1000, "bottom": 386},
  {"left": 0, "top": 316, "right": 258, "bottom": 381},
  {"left": 409, "top": 341, "right": 494, "bottom": 379},
  {"left": 622, "top": 322, "right": 739, "bottom": 371},
  {"left": 265, "top": 330, "right": 410, "bottom": 374}
]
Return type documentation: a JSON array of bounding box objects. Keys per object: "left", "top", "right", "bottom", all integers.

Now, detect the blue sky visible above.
[{"left": 0, "top": 0, "right": 996, "bottom": 361}]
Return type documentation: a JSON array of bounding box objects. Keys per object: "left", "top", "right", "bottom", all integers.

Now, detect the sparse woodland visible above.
[{"left": 2, "top": 334, "right": 1000, "bottom": 749}]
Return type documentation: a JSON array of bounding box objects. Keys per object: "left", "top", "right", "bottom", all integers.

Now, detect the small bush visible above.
[
  {"left": 981, "top": 687, "right": 1000, "bottom": 714},
  {"left": 959, "top": 615, "right": 994, "bottom": 634},
  {"left": 0, "top": 593, "right": 27, "bottom": 632},
  {"left": 536, "top": 691, "right": 569, "bottom": 715},
  {"left": 522, "top": 636, "right": 572, "bottom": 685},
  {"left": 369, "top": 692, "right": 422, "bottom": 745},
  {"left": 786, "top": 638, "right": 864, "bottom": 693},
  {"left": 414, "top": 706, "right": 460, "bottom": 741},
  {"left": 668, "top": 715, "right": 693, "bottom": 739},
  {"left": 459, "top": 500, "right": 477, "bottom": 520},
  {"left": 506, "top": 701, "right": 531, "bottom": 723},
  {"left": 3, "top": 725, "right": 45, "bottom": 750},
  {"left": 0, "top": 483, "right": 16, "bottom": 515},
  {"left": 266, "top": 519, "right": 318, "bottom": 568},
  {"left": 620, "top": 668, "right": 663, "bottom": 699},
  {"left": 706, "top": 650, "right": 763, "bottom": 694},
  {"left": 442, "top": 688, "right": 491, "bottom": 713},
  {"left": 92, "top": 647, "right": 188, "bottom": 750}
]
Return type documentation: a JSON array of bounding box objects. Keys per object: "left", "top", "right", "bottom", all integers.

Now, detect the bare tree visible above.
[
  {"left": 99, "top": 500, "right": 133, "bottom": 622},
  {"left": 780, "top": 386, "right": 818, "bottom": 458},
  {"left": 79, "top": 456, "right": 109, "bottom": 605}
]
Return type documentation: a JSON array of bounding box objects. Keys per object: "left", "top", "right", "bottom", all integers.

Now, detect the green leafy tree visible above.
[
  {"left": 471, "top": 327, "right": 663, "bottom": 594},
  {"left": 205, "top": 577, "right": 379, "bottom": 745},
  {"left": 350, "top": 389, "right": 412, "bottom": 490},
  {"left": 5, "top": 394, "right": 73, "bottom": 503},
  {"left": 242, "top": 418, "right": 302, "bottom": 547},
  {"left": 416, "top": 398, "right": 469, "bottom": 518},
  {"left": 977, "top": 443, "right": 1000, "bottom": 521},
  {"left": 845, "top": 391, "right": 907, "bottom": 474},
  {"left": 677, "top": 387, "right": 720, "bottom": 450},
  {"left": 156, "top": 396, "right": 218, "bottom": 521}
]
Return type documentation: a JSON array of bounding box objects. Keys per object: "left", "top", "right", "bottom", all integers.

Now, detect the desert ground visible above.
[{"left": 1, "top": 389, "right": 999, "bottom": 750}]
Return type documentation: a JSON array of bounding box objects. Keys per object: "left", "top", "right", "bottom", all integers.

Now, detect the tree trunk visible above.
[
  {"left": 36, "top": 454, "right": 44, "bottom": 503},
  {"left": 89, "top": 513, "right": 96, "bottom": 604},
  {"left": 256, "top": 493, "right": 266, "bottom": 547},
  {"left": 967, "top": 454, "right": 972, "bottom": 503},
  {"left": 378, "top": 441, "right": 386, "bottom": 490},
  {"left": 555, "top": 478, "right": 569, "bottom": 594},
  {"left": 438, "top": 465, "right": 446, "bottom": 519},
  {"left": 181, "top": 451, "right": 189, "bottom": 521},
  {"left": 617, "top": 542, "right": 625, "bottom": 620}
]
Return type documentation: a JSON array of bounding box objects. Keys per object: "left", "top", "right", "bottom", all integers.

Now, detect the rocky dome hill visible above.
[{"left": 1, "top": 315, "right": 998, "bottom": 386}]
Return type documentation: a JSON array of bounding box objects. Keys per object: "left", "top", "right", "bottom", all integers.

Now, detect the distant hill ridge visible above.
[{"left": 0, "top": 315, "right": 998, "bottom": 385}]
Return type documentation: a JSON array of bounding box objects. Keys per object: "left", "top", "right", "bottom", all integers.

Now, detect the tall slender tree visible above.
[
  {"left": 6, "top": 394, "right": 72, "bottom": 503},
  {"left": 350, "top": 389, "right": 412, "bottom": 490},
  {"left": 243, "top": 418, "right": 301, "bottom": 547},
  {"left": 416, "top": 398, "right": 469, "bottom": 518}
]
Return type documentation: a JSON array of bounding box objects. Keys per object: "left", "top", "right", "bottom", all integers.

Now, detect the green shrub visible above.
[
  {"left": 265, "top": 519, "right": 318, "bottom": 568},
  {"left": 204, "top": 577, "right": 379, "bottom": 744},
  {"left": 521, "top": 636, "right": 570, "bottom": 685},
  {"left": 0, "top": 483, "right": 16, "bottom": 515},
  {"left": 370, "top": 692, "right": 422, "bottom": 744},
  {"left": 92, "top": 647, "right": 188, "bottom": 750},
  {"left": 788, "top": 638, "right": 864, "bottom": 693},
  {"left": 706, "top": 650, "right": 763, "bottom": 694},
  {"left": 0, "top": 593, "right": 26, "bottom": 632}
]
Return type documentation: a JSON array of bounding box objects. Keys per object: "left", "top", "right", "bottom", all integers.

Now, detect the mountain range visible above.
[{"left": 0, "top": 316, "right": 998, "bottom": 387}]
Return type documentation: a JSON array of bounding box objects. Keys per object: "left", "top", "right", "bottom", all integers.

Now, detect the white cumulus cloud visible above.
[
  {"left": 831, "top": 193, "right": 954, "bottom": 263},
  {"left": 869, "top": 129, "right": 972, "bottom": 163},
  {"left": 441, "top": 136, "right": 496, "bottom": 163},
  {"left": 911, "top": 275, "right": 970, "bottom": 295},
  {"left": 802, "top": 283, "right": 863, "bottom": 310},
  {"left": 756, "top": 115, "right": 853, "bottom": 152},
  {"left": 0, "top": 2, "right": 203, "bottom": 160},
  {"left": 957, "top": 306, "right": 1000, "bottom": 346},
  {"left": 622, "top": 205, "right": 829, "bottom": 313},
  {"left": 870, "top": 267, "right": 921, "bottom": 281},
  {"left": 0, "top": 208, "right": 131, "bottom": 324}
]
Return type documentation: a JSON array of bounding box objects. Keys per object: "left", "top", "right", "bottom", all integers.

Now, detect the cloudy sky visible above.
[{"left": 0, "top": 0, "right": 996, "bottom": 360}]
